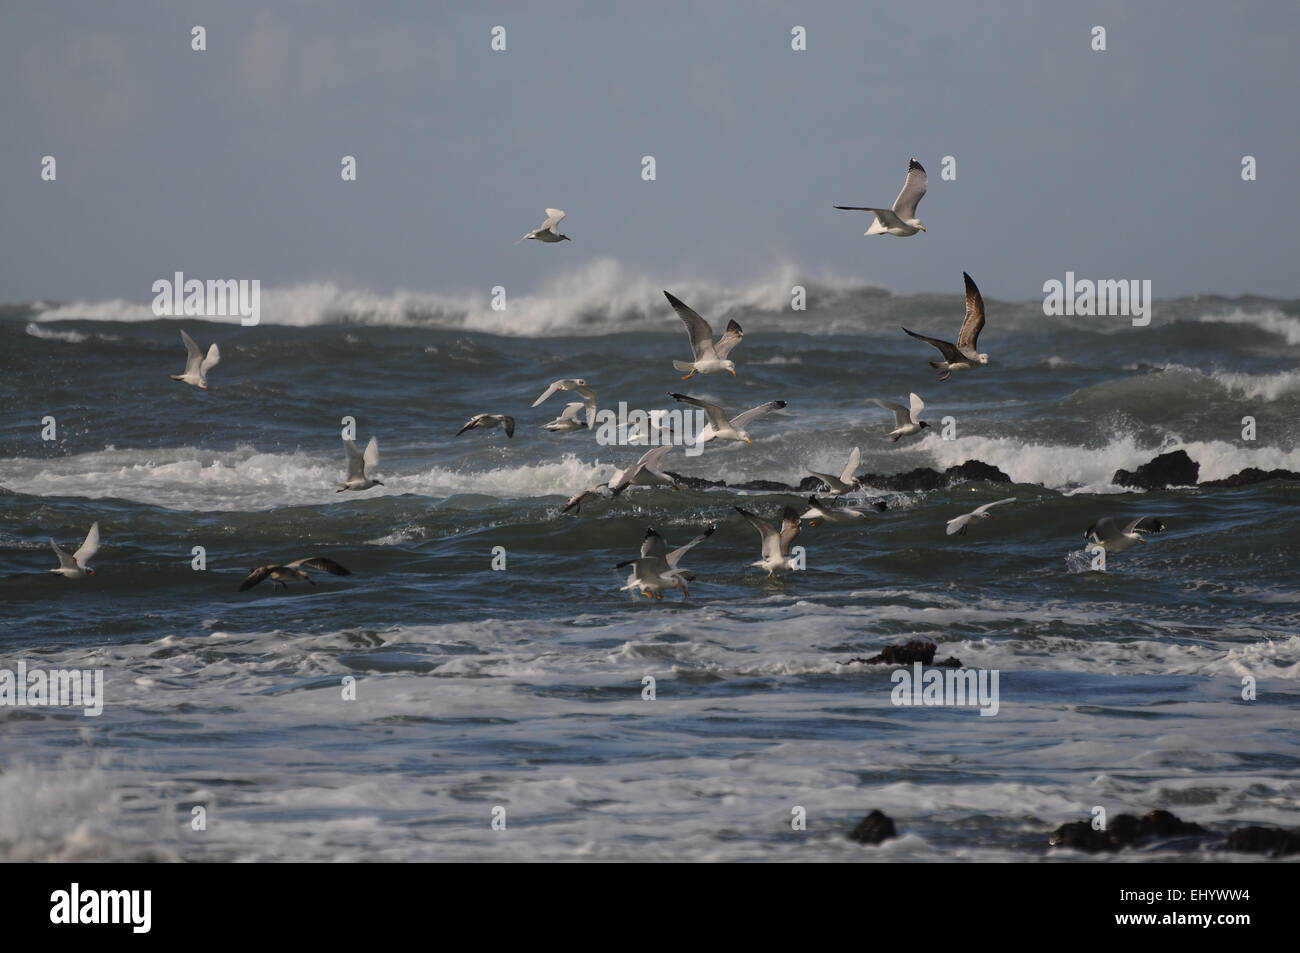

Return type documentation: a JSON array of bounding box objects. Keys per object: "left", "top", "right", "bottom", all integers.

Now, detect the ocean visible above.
[{"left": 2, "top": 265, "right": 1299, "bottom": 861}]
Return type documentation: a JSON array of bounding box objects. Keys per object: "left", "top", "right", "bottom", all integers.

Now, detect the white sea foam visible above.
[
  {"left": 1198, "top": 307, "right": 1300, "bottom": 345},
  {"left": 31, "top": 261, "right": 881, "bottom": 337}
]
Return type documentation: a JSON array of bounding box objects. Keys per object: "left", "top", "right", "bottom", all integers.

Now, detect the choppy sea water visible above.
[{"left": 2, "top": 271, "right": 1299, "bottom": 861}]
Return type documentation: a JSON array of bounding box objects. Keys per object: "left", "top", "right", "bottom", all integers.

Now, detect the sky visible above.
[{"left": 1, "top": 0, "right": 1297, "bottom": 306}]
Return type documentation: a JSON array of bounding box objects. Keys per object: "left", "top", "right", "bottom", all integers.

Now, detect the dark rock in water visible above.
[
  {"left": 732, "top": 479, "right": 798, "bottom": 492},
  {"left": 839, "top": 639, "right": 964, "bottom": 668},
  {"left": 667, "top": 461, "right": 1005, "bottom": 495},
  {"left": 867, "top": 639, "right": 937, "bottom": 665},
  {"left": 1199, "top": 467, "right": 1300, "bottom": 488},
  {"left": 664, "top": 471, "right": 725, "bottom": 490},
  {"left": 1049, "top": 821, "right": 1111, "bottom": 852},
  {"left": 856, "top": 460, "right": 1011, "bottom": 492},
  {"left": 848, "top": 810, "right": 897, "bottom": 845},
  {"left": 1224, "top": 825, "right": 1300, "bottom": 856},
  {"left": 1112, "top": 450, "right": 1199, "bottom": 489},
  {"left": 945, "top": 460, "right": 1013, "bottom": 484},
  {"left": 1050, "top": 810, "right": 1208, "bottom": 852}
]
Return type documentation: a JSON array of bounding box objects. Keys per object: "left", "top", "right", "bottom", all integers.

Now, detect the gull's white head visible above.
[
  {"left": 723, "top": 360, "right": 736, "bottom": 376},
  {"left": 911, "top": 220, "right": 927, "bottom": 232},
  {"left": 977, "top": 353, "right": 989, "bottom": 365}
]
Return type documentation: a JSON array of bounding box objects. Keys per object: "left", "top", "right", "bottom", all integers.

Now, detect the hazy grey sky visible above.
[{"left": 2, "top": 0, "right": 1297, "bottom": 305}]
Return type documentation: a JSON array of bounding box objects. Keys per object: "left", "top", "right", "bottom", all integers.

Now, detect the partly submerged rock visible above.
[
  {"left": 1112, "top": 450, "right": 1199, "bottom": 489},
  {"left": 1050, "top": 810, "right": 1210, "bottom": 852},
  {"left": 1199, "top": 467, "right": 1300, "bottom": 488},
  {"left": 855, "top": 460, "right": 1012, "bottom": 492},
  {"left": 848, "top": 810, "right": 897, "bottom": 845},
  {"left": 840, "top": 639, "right": 963, "bottom": 668},
  {"left": 1224, "top": 825, "right": 1300, "bottom": 856}
]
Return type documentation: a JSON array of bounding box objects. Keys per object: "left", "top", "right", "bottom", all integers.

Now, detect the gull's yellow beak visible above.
[
  {"left": 918, "top": 225, "right": 927, "bottom": 232},
  {"left": 729, "top": 368, "right": 736, "bottom": 376},
  {"left": 1137, "top": 537, "right": 1146, "bottom": 544},
  {"left": 745, "top": 438, "right": 752, "bottom": 445}
]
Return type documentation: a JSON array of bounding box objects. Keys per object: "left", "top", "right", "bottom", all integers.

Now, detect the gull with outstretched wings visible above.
[
  {"left": 901, "top": 272, "right": 990, "bottom": 381},
  {"left": 834, "top": 158, "right": 928, "bottom": 237}
]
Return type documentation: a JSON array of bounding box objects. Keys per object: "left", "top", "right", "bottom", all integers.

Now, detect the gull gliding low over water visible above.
[
  {"left": 834, "top": 157, "right": 927, "bottom": 237},
  {"left": 544, "top": 402, "right": 588, "bottom": 433},
  {"left": 808, "top": 447, "right": 862, "bottom": 496},
  {"left": 170, "top": 329, "right": 220, "bottom": 389},
  {"left": 238, "top": 556, "right": 352, "bottom": 592},
  {"left": 533, "top": 379, "right": 597, "bottom": 428},
  {"left": 664, "top": 291, "right": 743, "bottom": 379},
  {"left": 1084, "top": 516, "right": 1166, "bottom": 553},
  {"left": 735, "top": 505, "right": 803, "bottom": 575},
  {"left": 902, "top": 272, "right": 989, "bottom": 381},
  {"left": 609, "top": 445, "right": 678, "bottom": 495},
  {"left": 457, "top": 414, "right": 515, "bottom": 438},
  {"left": 800, "top": 496, "right": 876, "bottom": 526},
  {"left": 50, "top": 521, "right": 100, "bottom": 578},
  {"left": 946, "top": 497, "right": 1016, "bottom": 536},
  {"left": 669, "top": 393, "right": 786, "bottom": 445},
  {"left": 872, "top": 393, "right": 929, "bottom": 442},
  {"left": 339, "top": 436, "right": 383, "bottom": 492},
  {"left": 617, "top": 525, "right": 714, "bottom": 599}
]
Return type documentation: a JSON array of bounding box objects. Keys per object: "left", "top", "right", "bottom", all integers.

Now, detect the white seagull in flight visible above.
[
  {"left": 339, "top": 436, "right": 383, "bottom": 492},
  {"left": 533, "top": 379, "right": 597, "bottom": 429},
  {"left": 946, "top": 497, "right": 1016, "bottom": 536},
  {"left": 669, "top": 393, "right": 786, "bottom": 445},
  {"left": 664, "top": 291, "right": 743, "bottom": 379},
  {"left": 835, "top": 157, "right": 928, "bottom": 237},
  {"left": 50, "top": 521, "right": 100, "bottom": 578},
  {"left": 735, "top": 505, "right": 803, "bottom": 576},
  {"left": 617, "top": 526, "right": 714, "bottom": 600},
  {"left": 808, "top": 447, "right": 862, "bottom": 497},
  {"left": 519, "top": 208, "right": 571, "bottom": 243},
  {"left": 170, "top": 329, "right": 220, "bottom": 389},
  {"left": 872, "top": 393, "right": 929, "bottom": 442}
]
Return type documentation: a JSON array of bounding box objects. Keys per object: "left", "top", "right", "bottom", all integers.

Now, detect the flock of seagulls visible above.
[{"left": 44, "top": 162, "right": 1168, "bottom": 591}]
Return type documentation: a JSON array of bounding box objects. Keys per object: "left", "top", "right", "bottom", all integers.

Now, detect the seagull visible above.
[
  {"left": 946, "top": 497, "right": 1016, "bottom": 536},
  {"left": 533, "top": 379, "right": 597, "bottom": 428},
  {"left": 609, "top": 445, "right": 678, "bottom": 496},
  {"left": 560, "top": 482, "right": 609, "bottom": 514},
  {"left": 1084, "top": 516, "right": 1166, "bottom": 554},
  {"left": 834, "top": 157, "right": 928, "bottom": 237},
  {"left": 338, "top": 436, "right": 383, "bottom": 492},
  {"left": 664, "top": 291, "right": 743, "bottom": 379},
  {"left": 800, "top": 495, "right": 875, "bottom": 526},
  {"left": 545, "top": 402, "right": 588, "bottom": 433},
  {"left": 808, "top": 447, "right": 862, "bottom": 496},
  {"left": 519, "top": 208, "right": 571, "bottom": 243},
  {"left": 457, "top": 413, "right": 515, "bottom": 438},
  {"left": 617, "top": 526, "right": 714, "bottom": 600},
  {"left": 901, "top": 272, "right": 989, "bottom": 381},
  {"left": 170, "top": 329, "right": 220, "bottom": 389},
  {"left": 872, "top": 393, "right": 929, "bottom": 442},
  {"left": 668, "top": 393, "right": 786, "bottom": 445},
  {"left": 238, "top": 556, "right": 351, "bottom": 592},
  {"left": 735, "top": 506, "right": 803, "bottom": 575},
  {"left": 49, "top": 521, "right": 100, "bottom": 578}
]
